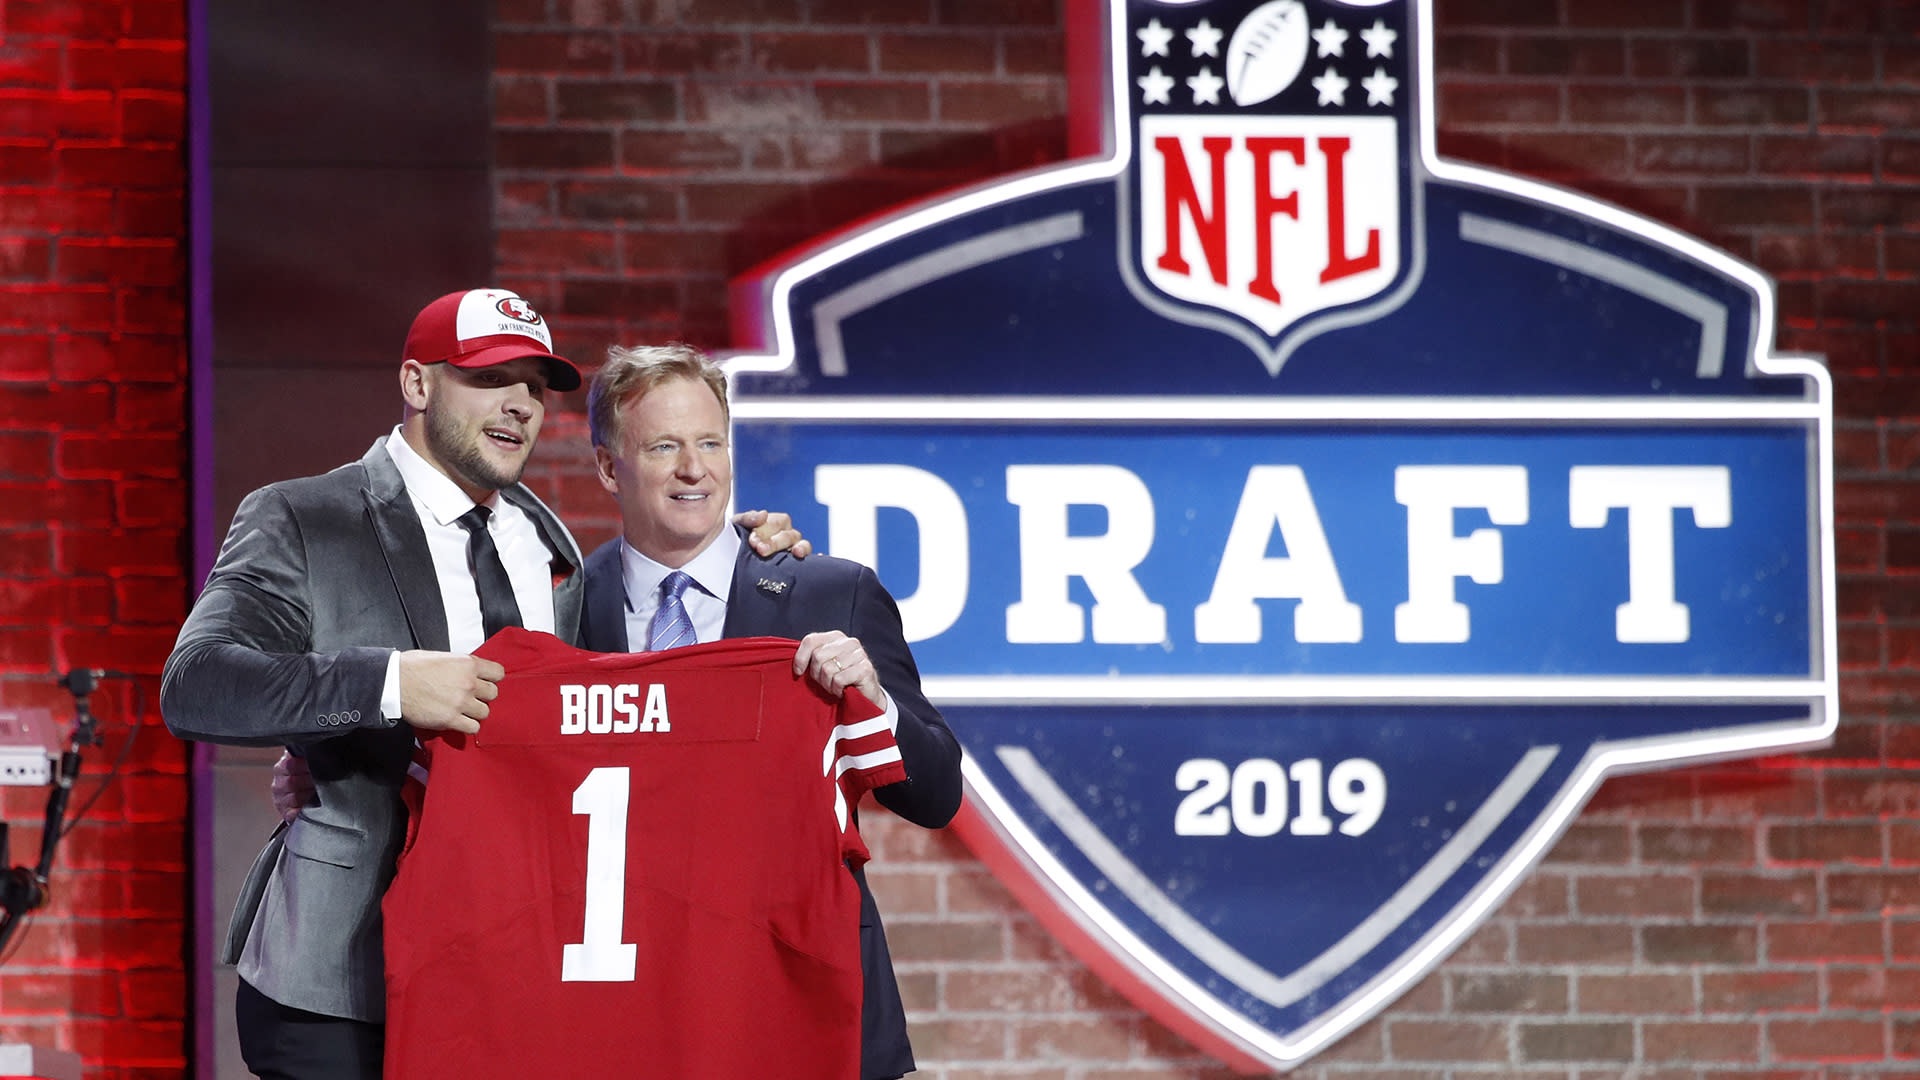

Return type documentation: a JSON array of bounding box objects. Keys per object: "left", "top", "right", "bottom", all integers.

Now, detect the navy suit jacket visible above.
[{"left": 580, "top": 526, "right": 962, "bottom": 1080}]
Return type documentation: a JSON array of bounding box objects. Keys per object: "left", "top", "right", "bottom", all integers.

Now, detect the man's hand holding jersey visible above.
[{"left": 792, "top": 631, "right": 889, "bottom": 712}]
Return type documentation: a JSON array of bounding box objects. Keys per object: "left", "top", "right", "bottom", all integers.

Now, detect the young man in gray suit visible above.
[
  {"left": 577, "top": 344, "right": 964, "bottom": 1080},
  {"left": 164, "top": 291, "right": 804, "bottom": 1080}
]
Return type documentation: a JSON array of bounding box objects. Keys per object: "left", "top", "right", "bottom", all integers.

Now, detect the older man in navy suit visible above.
[{"left": 577, "top": 343, "right": 962, "bottom": 1080}]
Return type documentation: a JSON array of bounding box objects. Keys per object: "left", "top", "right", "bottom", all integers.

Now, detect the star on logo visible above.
[
  {"left": 1187, "top": 66, "right": 1224, "bottom": 106},
  {"left": 1361, "top": 66, "right": 1398, "bottom": 106},
  {"left": 1137, "top": 18, "right": 1173, "bottom": 57},
  {"left": 1187, "top": 19, "right": 1223, "bottom": 58},
  {"left": 1137, "top": 65, "right": 1175, "bottom": 105},
  {"left": 1361, "top": 19, "right": 1398, "bottom": 59},
  {"left": 1311, "top": 66, "right": 1349, "bottom": 107},
  {"left": 1311, "top": 19, "right": 1349, "bottom": 59}
]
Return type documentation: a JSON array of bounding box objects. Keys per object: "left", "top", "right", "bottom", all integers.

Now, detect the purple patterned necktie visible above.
[{"left": 648, "top": 570, "right": 696, "bottom": 651}]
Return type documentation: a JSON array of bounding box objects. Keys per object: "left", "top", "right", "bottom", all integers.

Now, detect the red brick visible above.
[
  {"left": 1696, "top": 769, "right": 1819, "bottom": 818},
  {"left": 1820, "top": 89, "right": 1920, "bottom": 130},
  {"left": 496, "top": 229, "right": 618, "bottom": 273},
  {"left": 0, "top": 236, "right": 51, "bottom": 280},
  {"left": 1822, "top": 281, "right": 1920, "bottom": 324},
  {"left": 557, "top": 179, "right": 682, "bottom": 223},
  {"left": 618, "top": 32, "right": 747, "bottom": 74},
  {"left": 1548, "top": 823, "right": 1631, "bottom": 863},
  {"left": 1001, "top": 30, "right": 1064, "bottom": 77},
  {"left": 1437, "top": 0, "right": 1561, "bottom": 27},
  {"left": 1434, "top": 32, "right": 1502, "bottom": 75},
  {"left": 1754, "top": 39, "right": 1877, "bottom": 82},
  {"left": 817, "top": 80, "right": 931, "bottom": 123},
  {"left": 934, "top": 0, "right": 1052, "bottom": 26},
  {"left": 1769, "top": 1018, "right": 1884, "bottom": 1062},
  {"left": 1840, "top": 624, "right": 1881, "bottom": 668},
  {"left": 117, "top": 479, "right": 184, "bottom": 526},
  {"left": 1640, "top": 824, "right": 1755, "bottom": 864},
  {"left": 0, "top": 578, "right": 113, "bottom": 624},
  {"left": 882, "top": 918, "right": 1003, "bottom": 962},
  {"left": 0, "top": 430, "right": 52, "bottom": 478},
  {"left": 554, "top": 79, "right": 678, "bottom": 123},
  {"left": 1630, "top": 38, "right": 1752, "bottom": 78},
  {"left": 494, "top": 80, "right": 549, "bottom": 125},
  {"left": 1767, "top": 823, "right": 1882, "bottom": 864},
  {"left": 115, "top": 576, "right": 185, "bottom": 625},
  {"left": 66, "top": 43, "right": 185, "bottom": 90},
  {"left": 1633, "top": 134, "right": 1750, "bottom": 174},
  {"left": 58, "top": 145, "right": 185, "bottom": 189},
  {"left": 0, "top": 43, "right": 63, "bottom": 89},
  {"left": 0, "top": 334, "right": 52, "bottom": 379},
  {"left": 117, "top": 190, "right": 185, "bottom": 236},
  {"left": 878, "top": 31, "right": 994, "bottom": 74},
  {"left": 56, "top": 239, "right": 180, "bottom": 286},
  {"left": 0, "top": 970, "right": 121, "bottom": 1016},
  {"left": 1831, "top": 871, "right": 1920, "bottom": 913},
  {"left": 1701, "top": 970, "right": 1819, "bottom": 1013},
  {"left": 120, "top": 93, "right": 186, "bottom": 142},
  {"left": 0, "top": 91, "right": 111, "bottom": 139},
  {"left": 1691, "top": 0, "right": 1802, "bottom": 31},
  {"left": 1642, "top": 1021, "right": 1761, "bottom": 1062},
  {"left": 752, "top": 32, "right": 871, "bottom": 73},
  {"left": 494, "top": 31, "right": 617, "bottom": 74},
  {"left": 0, "top": 529, "right": 53, "bottom": 576},
  {"left": 1507, "top": 37, "right": 1627, "bottom": 77},
  {"left": 120, "top": 969, "right": 189, "bottom": 1020},
  {"left": 1830, "top": 966, "right": 1920, "bottom": 1009},
  {"left": 1577, "top": 973, "right": 1694, "bottom": 1015},
  {"left": 1775, "top": 919, "right": 1882, "bottom": 963},
  {"left": 1387, "top": 1019, "right": 1509, "bottom": 1060},
  {"left": 56, "top": 433, "right": 180, "bottom": 480},
  {"left": 939, "top": 80, "right": 1065, "bottom": 125},
  {"left": 1569, "top": 85, "right": 1687, "bottom": 126},
  {"left": 1440, "top": 82, "right": 1562, "bottom": 126},
  {"left": 1516, "top": 923, "right": 1635, "bottom": 965},
  {"left": 622, "top": 130, "right": 759, "bottom": 171},
  {"left": 1694, "top": 86, "right": 1811, "bottom": 126},
  {"left": 1451, "top": 972, "right": 1569, "bottom": 1013},
  {"left": 1577, "top": 873, "right": 1695, "bottom": 917},
  {"left": 1642, "top": 923, "right": 1757, "bottom": 964},
  {"left": 1690, "top": 185, "right": 1816, "bottom": 229},
  {"left": 0, "top": 143, "right": 55, "bottom": 184},
  {"left": 1752, "top": 134, "right": 1876, "bottom": 177}
]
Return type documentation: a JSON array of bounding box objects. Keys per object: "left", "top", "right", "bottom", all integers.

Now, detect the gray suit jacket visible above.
[{"left": 162, "top": 437, "right": 584, "bottom": 1021}]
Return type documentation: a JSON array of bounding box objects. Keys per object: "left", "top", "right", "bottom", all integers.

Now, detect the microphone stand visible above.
[{"left": 0, "top": 669, "right": 102, "bottom": 956}]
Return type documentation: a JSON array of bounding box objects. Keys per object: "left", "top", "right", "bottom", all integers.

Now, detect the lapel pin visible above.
[{"left": 756, "top": 578, "right": 789, "bottom": 595}]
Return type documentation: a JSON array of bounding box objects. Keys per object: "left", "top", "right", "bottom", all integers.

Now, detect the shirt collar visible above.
[
  {"left": 620, "top": 525, "right": 739, "bottom": 610},
  {"left": 384, "top": 426, "right": 497, "bottom": 526}
]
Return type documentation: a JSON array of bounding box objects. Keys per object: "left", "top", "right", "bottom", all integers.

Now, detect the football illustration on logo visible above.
[
  {"left": 496, "top": 296, "right": 542, "bottom": 324},
  {"left": 1227, "top": 0, "right": 1311, "bottom": 106}
]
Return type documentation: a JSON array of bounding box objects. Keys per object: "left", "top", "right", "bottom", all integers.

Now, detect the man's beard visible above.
[{"left": 426, "top": 406, "right": 526, "bottom": 492}]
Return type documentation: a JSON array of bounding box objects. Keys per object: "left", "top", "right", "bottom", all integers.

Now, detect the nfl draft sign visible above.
[{"left": 726, "top": 0, "right": 1835, "bottom": 1071}]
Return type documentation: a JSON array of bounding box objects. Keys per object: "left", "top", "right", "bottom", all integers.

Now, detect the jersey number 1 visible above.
[{"left": 562, "top": 767, "right": 637, "bottom": 982}]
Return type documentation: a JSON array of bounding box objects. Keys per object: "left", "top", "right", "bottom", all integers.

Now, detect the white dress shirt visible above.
[
  {"left": 379, "top": 427, "right": 557, "bottom": 717},
  {"left": 619, "top": 526, "right": 740, "bottom": 649}
]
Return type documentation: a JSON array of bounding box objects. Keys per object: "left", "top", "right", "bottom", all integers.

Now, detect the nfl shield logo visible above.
[{"left": 1123, "top": 0, "right": 1418, "bottom": 372}]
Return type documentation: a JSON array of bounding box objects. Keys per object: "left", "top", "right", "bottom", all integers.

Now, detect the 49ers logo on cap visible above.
[
  {"left": 1125, "top": 0, "right": 1414, "bottom": 374},
  {"left": 496, "top": 296, "right": 543, "bottom": 325}
]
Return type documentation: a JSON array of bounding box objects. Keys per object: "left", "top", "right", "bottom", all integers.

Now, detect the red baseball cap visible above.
[{"left": 402, "top": 289, "right": 582, "bottom": 392}]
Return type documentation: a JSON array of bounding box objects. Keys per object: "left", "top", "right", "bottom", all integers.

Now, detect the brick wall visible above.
[
  {"left": 0, "top": 1, "right": 191, "bottom": 1077},
  {"left": 498, "top": 0, "right": 1919, "bottom": 1076}
]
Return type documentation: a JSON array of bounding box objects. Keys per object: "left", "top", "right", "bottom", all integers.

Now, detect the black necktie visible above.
[{"left": 456, "top": 505, "right": 523, "bottom": 641}]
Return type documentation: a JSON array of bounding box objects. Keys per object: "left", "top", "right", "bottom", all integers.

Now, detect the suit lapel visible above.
[
  {"left": 503, "top": 484, "right": 585, "bottom": 646},
  {"left": 581, "top": 540, "right": 630, "bottom": 652},
  {"left": 361, "top": 438, "right": 451, "bottom": 652},
  {"left": 722, "top": 524, "right": 794, "bottom": 639}
]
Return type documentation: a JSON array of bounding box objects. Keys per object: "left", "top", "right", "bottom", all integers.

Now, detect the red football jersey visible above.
[{"left": 381, "top": 628, "right": 905, "bottom": 1080}]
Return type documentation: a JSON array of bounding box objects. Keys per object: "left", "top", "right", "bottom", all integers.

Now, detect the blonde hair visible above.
[{"left": 587, "top": 343, "right": 729, "bottom": 451}]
